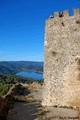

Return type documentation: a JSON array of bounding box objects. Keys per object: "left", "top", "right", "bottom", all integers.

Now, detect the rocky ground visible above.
[{"left": 6, "top": 83, "right": 80, "bottom": 120}]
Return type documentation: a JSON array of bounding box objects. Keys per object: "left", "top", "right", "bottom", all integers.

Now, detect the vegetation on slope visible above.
[
  {"left": 0, "top": 84, "right": 12, "bottom": 97},
  {"left": 0, "top": 75, "right": 43, "bottom": 97}
]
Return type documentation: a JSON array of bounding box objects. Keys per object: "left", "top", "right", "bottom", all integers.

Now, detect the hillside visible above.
[
  {"left": 0, "top": 61, "right": 43, "bottom": 75},
  {"left": 0, "top": 65, "right": 15, "bottom": 75}
]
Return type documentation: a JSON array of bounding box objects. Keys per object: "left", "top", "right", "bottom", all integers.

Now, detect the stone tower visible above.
[{"left": 42, "top": 8, "right": 80, "bottom": 107}]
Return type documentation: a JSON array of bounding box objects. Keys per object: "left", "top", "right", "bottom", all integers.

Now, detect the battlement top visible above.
[{"left": 50, "top": 8, "right": 80, "bottom": 18}]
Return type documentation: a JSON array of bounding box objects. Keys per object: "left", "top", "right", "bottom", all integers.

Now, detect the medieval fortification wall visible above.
[{"left": 42, "top": 8, "right": 80, "bottom": 107}]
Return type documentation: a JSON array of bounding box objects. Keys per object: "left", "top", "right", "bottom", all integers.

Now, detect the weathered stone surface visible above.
[{"left": 42, "top": 8, "right": 80, "bottom": 107}]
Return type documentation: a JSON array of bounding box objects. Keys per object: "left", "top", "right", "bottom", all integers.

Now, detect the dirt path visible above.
[
  {"left": 42, "top": 107, "right": 80, "bottom": 120},
  {"left": 7, "top": 102, "right": 80, "bottom": 120},
  {"left": 7, "top": 83, "right": 42, "bottom": 120},
  {"left": 7, "top": 102, "right": 41, "bottom": 120}
]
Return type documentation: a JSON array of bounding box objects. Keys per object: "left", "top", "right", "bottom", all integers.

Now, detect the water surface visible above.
[{"left": 16, "top": 71, "right": 43, "bottom": 80}]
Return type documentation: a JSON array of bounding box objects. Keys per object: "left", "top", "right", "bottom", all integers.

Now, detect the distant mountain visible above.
[
  {"left": 0, "top": 65, "right": 15, "bottom": 75},
  {"left": 0, "top": 61, "right": 43, "bottom": 75}
]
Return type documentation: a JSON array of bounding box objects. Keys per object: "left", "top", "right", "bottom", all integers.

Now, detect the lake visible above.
[{"left": 16, "top": 71, "right": 43, "bottom": 80}]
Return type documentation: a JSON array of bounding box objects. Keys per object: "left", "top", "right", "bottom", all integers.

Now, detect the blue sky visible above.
[{"left": 0, "top": 0, "right": 80, "bottom": 61}]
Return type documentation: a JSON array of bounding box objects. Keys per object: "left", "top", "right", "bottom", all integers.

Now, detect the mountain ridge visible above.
[{"left": 0, "top": 61, "right": 43, "bottom": 75}]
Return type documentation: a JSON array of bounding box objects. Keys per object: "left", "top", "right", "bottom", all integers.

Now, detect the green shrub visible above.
[{"left": 0, "top": 84, "right": 12, "bottom": 97}]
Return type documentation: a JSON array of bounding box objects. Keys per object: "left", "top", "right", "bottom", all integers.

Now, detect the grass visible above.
[
  {"left": 59, "top": 105, "right": 73, "bottom": 109},
  {"left": 14, "top": 95, "right": 37, "bottom": 103},
  {"left": 0, "top": 84, "right": 12, "bottom": 97},
  {"left": 53, "top": 104, "right": 73, "bottom": 109}
]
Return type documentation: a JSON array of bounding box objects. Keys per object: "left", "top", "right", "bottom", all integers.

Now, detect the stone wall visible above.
[{"left": 42, "top": 8, "right": 80, "bottom": 107}]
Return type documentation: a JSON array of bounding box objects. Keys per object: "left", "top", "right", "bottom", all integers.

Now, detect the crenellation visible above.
[
  {"left": 74, "top": 8, "right": 80, "bottom": 15},
  {"left": 54, "top": 12, "right": 59, "bottom": 18},
  {"left": 63, "top": 10, "right": 69, "bottom": 17},
  {"left": 53, "top": 8, "right": 80, "bottom": 19}
]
